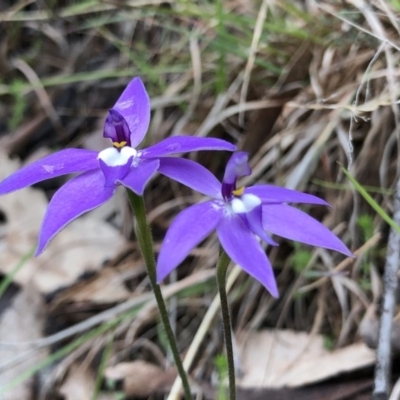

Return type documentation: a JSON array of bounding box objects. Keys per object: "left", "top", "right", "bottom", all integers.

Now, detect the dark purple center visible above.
[
  {"left": 103, "top": 109, "right": 132, "bottom": 148},
  {"left": 222, "top": 182, "right": 235, "bottom": 201}
]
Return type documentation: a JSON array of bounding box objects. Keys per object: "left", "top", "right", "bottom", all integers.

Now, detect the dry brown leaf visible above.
[
  {"left": 0, "top": 152, "right": 127, "bottom": 294},
  {"left": 59, "top": 363, "right": 114, "bottom": 400},
  {"left": 105, "top": 360, "right": 176, "bottom": 397},
  {"left": 237, "top": 329, "right": 376, "bottom": 388},
  {"left": 53, "top": 267, "right": 132, "bottom": 304},
  {"left": 59, "top": 365, "right": 95, "bottom": 400},
  {"left": 0, "top": 286, "right": 47, "bottom": 399}
]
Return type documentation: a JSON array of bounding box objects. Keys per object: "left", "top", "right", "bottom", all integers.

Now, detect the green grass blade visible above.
[
  {"left": 342, "top": 167, "right": 400, "bottom": 234},
  {"left": 0, "top": 246, "right": 35, "bottom": 299},
  {"left": 91, "top": 333, "right": 114, "bottom": 400}
]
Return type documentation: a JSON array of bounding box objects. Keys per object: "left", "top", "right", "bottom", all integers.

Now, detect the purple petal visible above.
[
  {"left": 119, "top": 158, "right": 159, "bottom": 195},
  {"left": 245, "top": 185, "right": 330, "bottom": 206},
  {"left": 244, "top": 205, "right": 278, "bottom": 246},
  {"left": 217, "top": 215, "right": 279, "bottom": 297},
  {"left": 99, "top": 157, "right": 133, "bottom": 187},
  {"left": 157, "top": 201, "right": 223, "bottom": 282},
  {"left": 262, "top": 204, "right": 353, "bottom": 257},
  {"left": 36, "top": 170, "right": 115, "bottom": 255},
  {"left": 141, "top": 136, "right": 236, "bottom": 158},
  {"left": 109, "top": 77, "right": 150, "bottom": 148},
  {"left": 158, "top": 157, "right": 222, "bottom": 198},
  {"left": 0, "top": 149, "right": 99, "bottom": 196},
  {"left": 223, "top": 152, "right": 251, "bottom": 185}
]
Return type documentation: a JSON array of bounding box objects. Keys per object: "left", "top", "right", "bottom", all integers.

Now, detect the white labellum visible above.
[
  {"left": 98, "top": 146, "right": 137, "bottom": 167},
  {"left": 231, "top": 194, "right": 261, "bottom": 214}
]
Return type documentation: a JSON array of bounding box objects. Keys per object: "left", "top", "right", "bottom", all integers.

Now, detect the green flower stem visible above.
[
  {"left": 216, "top": 249, "right": 236, "bottom": 400},
  {"left": 127, "top": 190, "right": 192, "bottom": 400}
]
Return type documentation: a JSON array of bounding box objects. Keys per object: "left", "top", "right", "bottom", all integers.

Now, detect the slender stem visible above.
[
  {"left": 373, "top": 178, "right": 400, "bottom": 400},
  {"left": 127, "top": 190, "right": 192, "bottom": 400},
  {"left": 216, "top": 249, "right": 236, "bottom": 400}
]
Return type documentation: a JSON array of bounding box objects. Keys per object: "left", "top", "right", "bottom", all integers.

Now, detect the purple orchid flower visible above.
[
  {"left": 157, "top": 152, "right": 353, "bottom": 297},
  {"left": 0, "top": 77, "right": 235, "bottom": 255}
]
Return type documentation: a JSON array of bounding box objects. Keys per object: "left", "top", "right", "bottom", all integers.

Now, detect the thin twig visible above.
[
  {"left": 238, "top": 0, "right": 268, "bottom": 126},
  {"left": 299, "top": 232, "right": 381, "bottom": 293},
  {"left": 373, "top": 178, "right": 400, "bottom": 399}
]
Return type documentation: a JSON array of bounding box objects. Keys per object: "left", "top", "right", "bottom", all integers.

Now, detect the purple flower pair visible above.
[
  {"left": 0, "top": 78, "right": 235, "bottom": 255},
  {"left": 0, "top": 77, "right": 352, "bottom": 297},
  {"left": 157, "top": 152, "right": 353, "bottom": 297}
]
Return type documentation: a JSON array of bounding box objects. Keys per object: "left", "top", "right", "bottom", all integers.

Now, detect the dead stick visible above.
[{"left": 373, "top": 179, "right": 400, "bottom": 400}]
